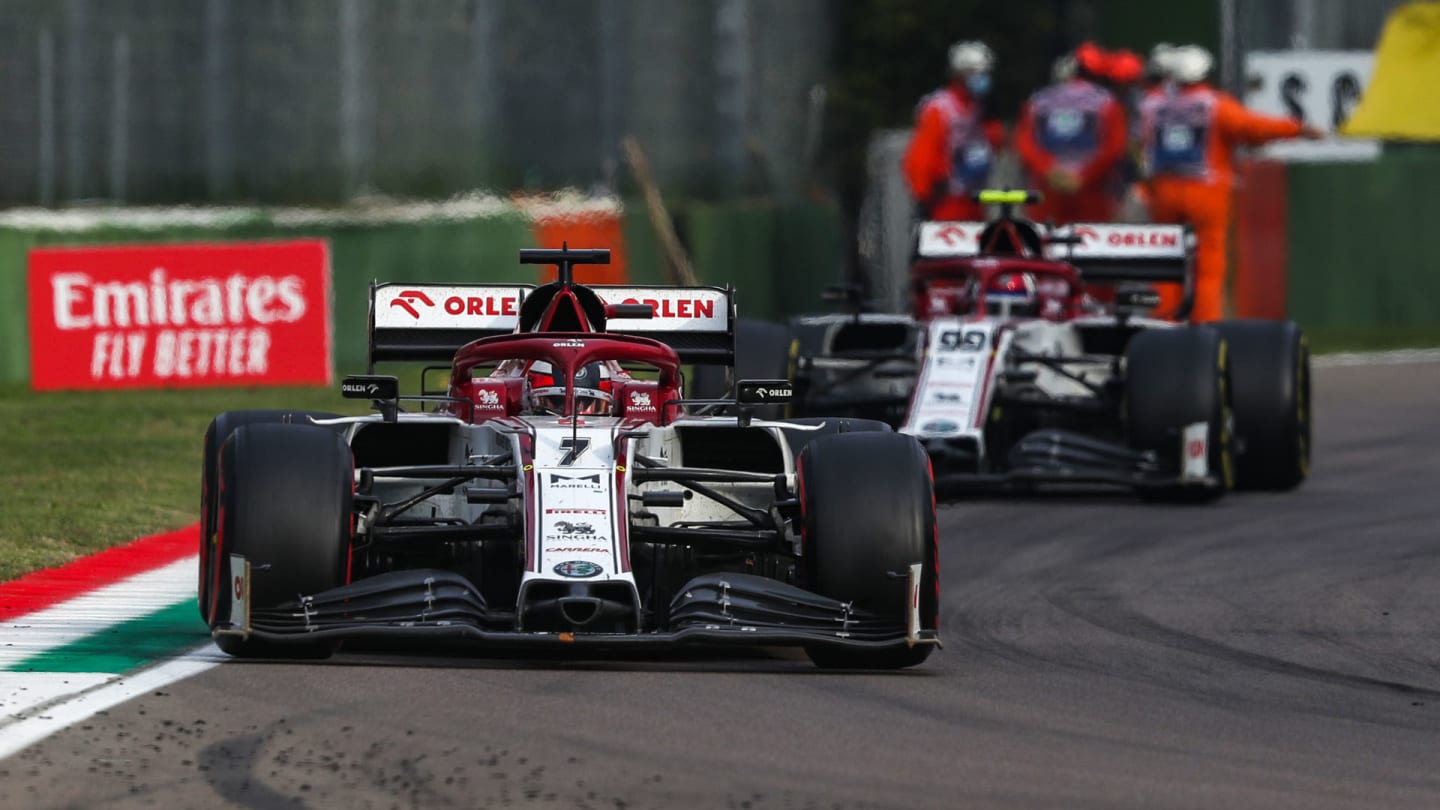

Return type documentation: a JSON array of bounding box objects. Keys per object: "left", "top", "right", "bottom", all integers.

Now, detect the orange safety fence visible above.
[{"left": 517, "top": 195, "right": 629, "bottom": 285}]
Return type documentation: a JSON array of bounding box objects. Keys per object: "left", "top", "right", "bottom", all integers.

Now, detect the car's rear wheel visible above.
[
  {"left": 199, "top": 410, "right": 340, "bottom": 624},
  {"left": 689, "top": 318, "right": 792, "bottom": 419},
  {"left": 784, "top": 317, "right": 831, "bottom": 418},
  {"left": 1124, "top": 326, "right": 1233, "bottom": 501},
  {"left": 211, "top": 423, "right": 352, "bottom": 658},
  {"left": 1209, "top": 320, "right": 1310, "bottom": 491},
  {"left": 798, "top": 431, "right": 937, "bottom": 669},
  {"left": 776, "top": 416, "right": 892, "bottom": 459}
]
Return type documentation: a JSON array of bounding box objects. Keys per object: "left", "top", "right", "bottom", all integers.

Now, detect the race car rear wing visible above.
[
  {"left": 367, "top": 281, "right": 735, "bottom": 369},
  {"left": 916, "top": 220, "right": 1193, "bottom": 284},
  {"left": 1045, "top": 223, "right": 1193, "bottom": 284},
  {"left": 593, "top": 284, "right": 735, "bottom": 364}
]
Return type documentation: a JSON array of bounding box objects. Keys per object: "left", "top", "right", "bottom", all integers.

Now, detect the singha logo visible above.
[
  {"left": 554, "top": 521, "right": 595, "bottom": 534},
  {"left": 630, "top": 391, "right": 652, "bottom": 409},
  {"left": 476, "top": 389, "right": 500, "bottom": 406}
]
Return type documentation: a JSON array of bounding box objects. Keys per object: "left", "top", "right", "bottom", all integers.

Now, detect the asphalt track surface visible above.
[{"left": 6, "top": 362, "right": 1440, "bottom": 810}]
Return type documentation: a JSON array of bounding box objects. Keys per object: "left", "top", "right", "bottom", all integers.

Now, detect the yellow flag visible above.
[{"left": 1342, "top": 2, "right": 1440, "bottom": 140}]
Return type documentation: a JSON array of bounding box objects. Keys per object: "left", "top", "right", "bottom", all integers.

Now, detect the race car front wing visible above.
[
  {"left": 216, "top": 563, "right": 940, "bottom": 653},
  {"left": 923, "top": 425, "right": 1222, "bottom": 492}
]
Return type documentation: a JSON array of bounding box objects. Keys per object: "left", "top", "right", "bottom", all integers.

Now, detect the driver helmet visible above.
[
  {"left": 984, "top": 272, "right": 1040, "bottom": 318},
  {"left": 526, "top": 361, "right": 614, "bottom": 416}
]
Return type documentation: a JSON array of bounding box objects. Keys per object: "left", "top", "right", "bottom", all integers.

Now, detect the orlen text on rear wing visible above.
[
  {"left": 368, "top": 282, "right": 533, "bottom": 370},
  {"left": 366, "top": 281, "right": 735, "bottom": 370},
  {"left": 590, "top": 285, "right": 735, "bottom": 365},
  {"left": 1045, "top": 223, "right": 1194, "bottom": 285}
]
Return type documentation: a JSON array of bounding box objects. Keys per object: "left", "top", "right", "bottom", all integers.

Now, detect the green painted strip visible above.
[{"left": 6, "top": 599, "right": 210, "bottom": 675}]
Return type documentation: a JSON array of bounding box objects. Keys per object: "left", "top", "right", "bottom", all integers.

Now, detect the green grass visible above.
[
  {"left": 1304, "top": 327, "right": 1440, "bottom": 355},
  {"left": 0, "top": 383, "right": 369, "bottom": 582}
]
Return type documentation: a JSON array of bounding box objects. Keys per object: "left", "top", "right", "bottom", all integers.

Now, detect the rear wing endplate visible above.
[{"left": 367, "top": 282, "right": 735, "bottom": 369}]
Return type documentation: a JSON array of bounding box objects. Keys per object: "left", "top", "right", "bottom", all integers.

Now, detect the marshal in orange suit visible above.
[
  {"left": 1015, "top": 44, "right": 1130, "bottom": 225},
  {"left": 1139, "top": 45, "right": 1320, "bottom": 322},
  {"left": 903, "top": 41, "right": 1008, "bottom": 222}
]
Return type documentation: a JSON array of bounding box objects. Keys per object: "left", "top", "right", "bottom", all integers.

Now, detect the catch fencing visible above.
[{"left": 0, "top": 0, "right": 832, "bottom": 207}]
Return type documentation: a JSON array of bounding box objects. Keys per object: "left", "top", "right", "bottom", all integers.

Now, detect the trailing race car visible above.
[
  {"left": 198, "top": 247, "right": 940, "bottom": 668},
  {"left": 787, "top": 190, "right": 1310, "bottom": 499}
]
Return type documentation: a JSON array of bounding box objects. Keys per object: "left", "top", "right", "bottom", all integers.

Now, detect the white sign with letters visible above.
[{"left": 1244, "top": 50, "right": 1379, "bottom": 162}]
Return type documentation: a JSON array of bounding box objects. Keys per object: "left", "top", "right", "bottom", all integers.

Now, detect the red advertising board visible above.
[{"left": 27, "top": 240, "right": 332, "bottom": 390}]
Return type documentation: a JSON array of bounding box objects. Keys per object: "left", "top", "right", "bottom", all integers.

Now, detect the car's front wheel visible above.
[
  {"left": 199, "top": 410, "right": 339, "bottom": 625},
  {"left": 211, "top": 423, "right": 353, "bottom": 658},
  {"left": 798, "top": 431, "right": 938, "bottom": 669},
  {"left": 1124, "top": 326, "right": 1233, "bottom": 501}
]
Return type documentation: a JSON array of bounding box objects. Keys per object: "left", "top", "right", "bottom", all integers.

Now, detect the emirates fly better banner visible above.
[{"left": 28, "top": 240, "right": 332, "bottom": 390}]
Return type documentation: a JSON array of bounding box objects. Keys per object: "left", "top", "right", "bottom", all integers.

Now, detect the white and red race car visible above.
[
  {"left": 787, "top": 191, "right": 1310, "bottom": 499},
  {"left": 198, "top": 247, "right": 939, "bottom": 668}
]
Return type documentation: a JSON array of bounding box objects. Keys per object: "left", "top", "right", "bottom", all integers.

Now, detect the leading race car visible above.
[
  {"left": 198, "top": 247, "right": 940, "bottom": 669},
  {"left": 786, "top": 190, "right": 1310, "bottom": 499}
]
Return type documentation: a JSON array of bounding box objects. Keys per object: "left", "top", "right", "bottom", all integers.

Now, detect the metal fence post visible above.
[
  {"left": 204, "top": 0, "right": 233, "bottom": 200},
  {"left": 714, "top": 0, "right": 751, "bottom": 193},
  {"left": 37, "top": 26, "right": 56, "bottom": 207},
  {"left": 597, "top": 0, "right": 625, "bottom": 191},
  {"left": 468, "top": 0, "right": 499, "bottom": 185},
  {"left": 109, "top": 32, "right": 130, "bottom": 203},
  {"left": 63, "top": 0, "right": 88, "bottom": 202},
  {"left": 339, "top": 0, "right": 372, "bottom": 200},
  {"left": 1220, "top": 0, "right": 1240, "bottom": 95}
]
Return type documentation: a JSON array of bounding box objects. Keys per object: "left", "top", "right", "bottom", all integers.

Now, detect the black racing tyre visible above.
[
  {"left": 199, "top": 410, "right": 340, "bottom": 624},
  {"left": 784, "top": 318, "right": 832, "bottom": 418},
  {"left": 1208, "top": 320, "right": 1311, "bottom": 491},
  {"left": 1124, "top": 326, "right": 1233, "bottom": 501},
  {"left": 776, "top": 416, "right": 892, "bottom": 459},
  {"left": 798, "top": 432, "right": 938, "bottom": 669},
  {"left": 212, "top": 423, "right": 353, "bottom": 658},
  {"left": 786, "top": 317, "right": 830, "bottom": 359},
  {"left": 686, "top": 364, "right": 728, "bottom": 400},
  {"left": 689, "top": 318, "right": 792, "bottom": 419}
]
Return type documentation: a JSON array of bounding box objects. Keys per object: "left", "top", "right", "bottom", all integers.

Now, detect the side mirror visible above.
[
  {"left": 735, "top": 379, "right": 794, "bottom": 405},
  {"left": 341, "top": 374, "right": 399, "bottom": 400}
]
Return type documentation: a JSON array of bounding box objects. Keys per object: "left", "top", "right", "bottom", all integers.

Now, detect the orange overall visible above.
[
  {"left": 902, "top": 85, "right": 1007, "bottom": 221},
  {"left": 1015, "top": 78, "right": 1129, "bottom": 225},
  {"left": 1139, "top": 84, "right": 1303, "bottom": 322}
]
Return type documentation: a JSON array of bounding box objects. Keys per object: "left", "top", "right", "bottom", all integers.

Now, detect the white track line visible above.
[
  {"left": 1314, "top": 347, "right": 1440, "bottom": 368},
  {"left": 0, "top": 646, "right": 221, "bottom": 761}
]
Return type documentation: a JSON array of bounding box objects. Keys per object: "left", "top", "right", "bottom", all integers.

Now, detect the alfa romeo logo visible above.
[{"left": 553, "top": 560, "right": 603, "bottom": 578}]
